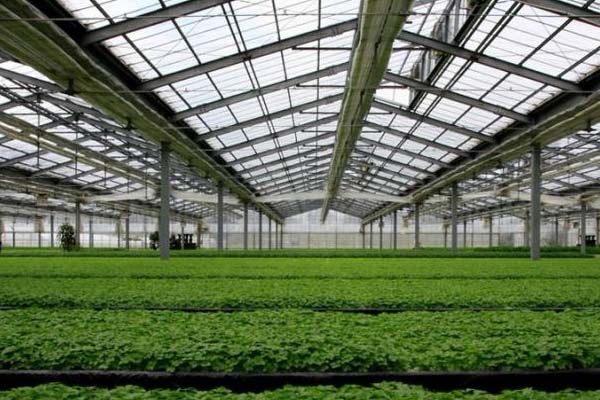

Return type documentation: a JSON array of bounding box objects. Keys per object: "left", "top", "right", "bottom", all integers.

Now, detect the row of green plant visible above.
[
  {"left": 1, "top": 383, "right": 599, "bottom": 400},
  {"left": 0, "top": 247, "right": 594, "bottom": 258},
  {"left": 1, "top": 257, "right": 599, "bottom": 279},
  {"left": 1, "top": 309, "right": 599, "bottom": 372},
  {"left": 2, "top": 277, "right": 599, "bottom": 309}
]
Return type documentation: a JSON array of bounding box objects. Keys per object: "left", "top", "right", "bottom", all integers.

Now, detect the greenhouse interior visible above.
[{"left": 1, "top": 0, "right": 600, "bottom": 398}]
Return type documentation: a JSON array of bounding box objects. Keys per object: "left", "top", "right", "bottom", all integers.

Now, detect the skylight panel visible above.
[
  {"left": 209, "top": 62, "right": 254, "bottom": 93},
  {"left": 231, "top": 0, "right": 278, "bottom": 50},
  {"left": 221, "top": 98, "right": 262, "bottom": 122},
  {"left": 168, "top": 74, "right": 222, "bottom": 109},
  {"left": 183, "top": 8, "right": 239, "bottom": 63},
  {"left": 104, "top": 36, "right": 158, "bottom": 80},
  {"left": 250, "top": 53, "right": 285, "bottom": 86}
]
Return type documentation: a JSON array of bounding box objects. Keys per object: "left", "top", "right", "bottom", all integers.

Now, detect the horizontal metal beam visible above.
[
  {"left": 396, "top": 31, "right": 580, "bottom": 92},
  {"left": 353, "top": 149, "right": 426, "bottom": 184},
  {"left": 354, "top": 147, "right": 433, "bottom": 177},
  {"left": 173, "top": 63, "right": 349, "bottom": 121},
  {"left": 139, "top": 20, "right": 357, "bottom": 90},
  {"left": 517, "top": 0, "right": 600, "bottom": 28},
  {"left": 363, "top": 120, "right": 471, "bottom": 158},
  {"left": 358, "top": 136, "right": 451, "bottom": 168},
  {"left": 201, "top": 94, "right": 343, "bottom": 140},
  {"left": 256, "top": 165, "right": 330, "bottom": 194},
  {"left": 226, "top": 132, "right": 336, "bottom": 167},
  {"left": 214, "top": 114, "right": 339, "bottom": 155},
  {"left": 241, "top": 144, "right": 334, "bottom": 175},
  {"left": 261, "top": 173, "right": 327, "bottom": 195},
  {"left": 346, "top": 166, "right": 408, "bottom": 193},
  {"left": 372, "top": 100, "right": 494, "bottom": 143},
  {"left": 383, "top": 72, "right": 532, "bottom": 123},
  {"left": 247, "top": 153, "right": 333, "bottom": 182},
  {"left": 0, "top": 67, "right": 61, "bottom": 92},
  {"left": 80, "top": 0, "right": 232, "bottom": 45}
]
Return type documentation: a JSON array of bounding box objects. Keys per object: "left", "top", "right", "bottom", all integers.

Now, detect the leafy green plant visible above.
[
  {"left": 1, "top": 257, "right": 600, "bottom": 279},
  {"left": 149, "top": 231, "right": 159, "bottom": 250},
  {"left": 1, "top": 309, "right": 600, "bottom": 373},
  {"left": 1, "top": 277, "right": 600, "bottom": 310},
  {"left": 57, "top": 224, "right": 76, "bottom": 252},
  {"left": 1, "top": 382, "right": 600, "bottom": 400}
]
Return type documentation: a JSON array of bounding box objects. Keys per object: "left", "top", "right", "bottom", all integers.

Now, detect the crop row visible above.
[
  {"left": 1, "top": 309, "right": 599, "bottom": 372},
  {"left": 2, "top": 277, "right": 600, "bottom": 309},
  {"left": 2, "top": 247, "right": 595, "bottom": 258},
  {"left": 1, "top": 383, "right": 599, "bottom": 399},
  {"left": 1, "top": 258, "right": 599, "bottom": 279}
]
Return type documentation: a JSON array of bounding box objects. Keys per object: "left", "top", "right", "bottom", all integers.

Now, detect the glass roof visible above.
[{"left": 0, "top": 0, "right": 599, "bottom": 219}]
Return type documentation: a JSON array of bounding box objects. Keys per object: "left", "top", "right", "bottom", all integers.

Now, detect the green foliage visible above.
[
  {"left": 2, "top": 277, "right": 600, "bottom": 310},
  {"left": 57, "top": 224, "right": 76, "bottom": 252},
  {"left": 1, "top": 383, "right": 600, "bottom": 400},
  {"left": 0, "top": 247, "right": 594, "bottom": 258},
  {"left": 149, "top": 231, "right": 159, "bottom": 250},
  {"left": 1, "top": 309, "right": 600, "bottom": 373},
  {"left": 1, "top": 257, "right": 600, "bottom": 279}
]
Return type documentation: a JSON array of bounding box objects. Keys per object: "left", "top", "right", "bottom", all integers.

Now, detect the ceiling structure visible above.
[{"left": 0, "top": 0, "right": 598, "bottom": 224}]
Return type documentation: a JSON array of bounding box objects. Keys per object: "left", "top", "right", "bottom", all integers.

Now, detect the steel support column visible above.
[
  {"left": 217, "top": 183, "right": 224, "bottom": 251},
  {"left": 555, "top": 216, "right": 560, "bottom": 246},
  {"left": 451, "top": 183, "right": 458, "bottom": 251},
  {"left": 369, "top": 222, "right": 373, "bottom": 249},
  {"left": 268, "top": 218, "right": 272, "bottom": 250},
  {"left": 89, "top": 218, "right": 93, "bottom": 248},
  {"left": 50, "top": 214, "right": 54, "bottom": 248},
  {"left": 488, "top": 217, "right": 493, "bottom": 248},
  {"left": 159, "top": 142, "right": 170, "bottom": 260},
  {"left": 524, "top": 211, "right": 530, "bottom": 248},
  {"left": 530, "top": 143, "right": 542, "bottom": 260},
  {"left": 580, "top": 202, "right": 587, "bottom": 255},
  {"left": 75, "top": 200, "right": 81, "bottom": 249},
  {"left": 361, "top": 225, "right": 366, "bottom": 249},
  {"left": 243, "top": 203, "right": 249, "bottom": 250},
  {"left": 393, "top": 210, "right": 398, "bottom": 250},
  {"left": 414, "top": 203, "right": 420, "bottom": 249},
  {"left": 117, "top": 218, "right": 121, "bottom": 249},
  {"left": 258, "top": 211, "right": 263, "bottom": 250},
  {"left": 125, "top": 215, "right": 130, "bottom": 250},
  {"left": 596, "top": 216, "right": 600, "bottom": 249},
  {"left": 180, "top": 223, "right": 185, "bottom": 251},
  {"left": 443, "top": 222, "right": 448, "bottom": 248},
  {"left": 463, "top": 220, "right": 467, "bottom": 248},
  {"left": 379, "top": 217, "right": 383, "bottom": 250}
]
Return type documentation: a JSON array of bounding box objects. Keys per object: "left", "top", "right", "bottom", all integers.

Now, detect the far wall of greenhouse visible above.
[{"left": 0, "top": 208, "right": 598, "bottom": 249}]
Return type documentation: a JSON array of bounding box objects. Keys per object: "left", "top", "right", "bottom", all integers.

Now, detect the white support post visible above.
[
  {"left": 581, "top": 202, "right": 587, "bottom": 255},
  {"left": 393, "top": 210, "right": 398, "bottom": 250},
  {"left": 89, "top": 217, "right": 94, "bottom": 248},
  {"left": 75, "top": 200, "right": 81, "bottom": 249},
  {"left": 379, "top": 216, "right": 383, "bottom": 250},
  {"left": 451, "top": 182, "right": 458, "bottom": 251},
  {"left": 50, "top": 214, "right": 55, "bottom": 248},
  {"left": 217, "top": 183, "right": 224, "bottom": 251},
  {"left": 530, "top": 142, "right": 541, "bottom": 260},
  {"left": 159, "top": 142, "right": 171, "bottom": 259},
  {"left": 243, "top": 204, "right": 249, "bottom": 250},
  {"left": 258, "top": 211, "right": 263, "bottom": 250},
  {"left": 414, "top": 203, "right": 420, "bottom": 249}
]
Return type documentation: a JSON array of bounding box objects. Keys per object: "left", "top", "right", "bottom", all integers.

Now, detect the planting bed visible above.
[
  {"left": 2, "top": 277, "right": 600, "bottom": 309},
  {"left": 2, "top": 382, "right": 600, "bottom": 399},
  {"left": 0, "top": 256, "right": 599, "bottom": 398}
]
